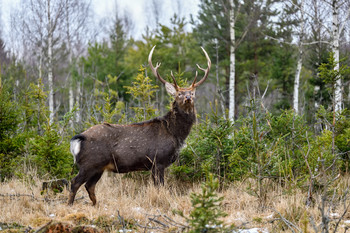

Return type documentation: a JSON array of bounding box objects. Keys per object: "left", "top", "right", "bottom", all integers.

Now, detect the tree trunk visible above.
[
  {"left": 66, "top": 0, "right": 74, "bottom": 127},
  {"left": 215, "top": 39, "right": 226, "bottom": 119},
  {"left": 332, "top": 0, "right": 341, "bottom": 112},
  {"left": 293, "top": 53, "right": 302, "bottom": 114},
  {"left": 47, "top": 0, "right": 55, "bottom": 124},
  {"left": 293, "top": 0, "right": 305, "bottom": 114},
  {"left": 76, "top": 81, "right": 81, "bottom": 122},
  {"left": 228, "top": 0, "right": 235, "bottom": 122}
]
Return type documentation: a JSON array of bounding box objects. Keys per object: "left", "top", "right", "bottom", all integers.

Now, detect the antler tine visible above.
[
  {"left": 148, "top": 45, "right": 168, "bottom": 85},
  {"left": 191, "top": 71, "right": 198, "bottom": 88},
  {"left": 193, "top": 46, "right": 211, "bottom": 88},
  {"left": 170, "top": 71, "right": 179, "bottom": 89}
]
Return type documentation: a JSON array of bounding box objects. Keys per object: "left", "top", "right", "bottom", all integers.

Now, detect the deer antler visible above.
[
  {"left": 191, "top": 47, "right": 211, "bottom": 88},
  {"left": 170, "top": 71, "right": 179, "bottom": 90},
  {"left": 148, "top": 45, "right": 168, "bottom": 85}
]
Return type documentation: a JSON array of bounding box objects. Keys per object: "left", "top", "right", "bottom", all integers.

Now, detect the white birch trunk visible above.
[
  {"left": 215, "top": 39, "right": 226, "bottom": 119},
  {"left": 47, "top": 0, "right": 54, "bottom": 124},
  {"left": 69, "top": 86, "right": 74, "bottom": 110},
  {"left": 293, "top": 54, "right": 302, "bottom": 114},
  {"left": 293, "top": 0, "right": 305, "bottom": 114},
  {"left": 229, "top": 0, "right": 235, "bottom": 122},
  {"left": 66, "top": 0, "right": 74, "bottom": 127},
  {"left": 76, "top": 81, "right": 81, "bottom": 122},
  {"left": 39, "top": 50, "right": 43, "bottom": 81},
  {"left": 332, "top": 0, "right": 341, "bottom": 112}
]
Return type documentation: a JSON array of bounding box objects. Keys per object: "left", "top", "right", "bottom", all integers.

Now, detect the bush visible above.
[
  {"left": 0, "top": 80, "right": 74, "bottom": 180},
  {"left": 0, "top": 88, "right": 23, "bottom": 180},
  {"left": 176, "top": 174, "right": 229, "bottom": 232},
  {"left": 29, "top": 122, "right": 73, "bottom": 178},
  {"left": 268, "top": 110, "right": 310, "bottom": 180},
  {"left": 172, "top": 109, "right": 235, "bottom": 181}
]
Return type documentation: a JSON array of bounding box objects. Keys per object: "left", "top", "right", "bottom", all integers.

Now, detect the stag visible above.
[{"left": 68, "top": 46, "right": 211, "bottom": 205}]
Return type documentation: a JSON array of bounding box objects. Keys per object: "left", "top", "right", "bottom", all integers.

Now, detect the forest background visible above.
[{"left": 1, "top": 0, "right": 350, "bottom": 232}]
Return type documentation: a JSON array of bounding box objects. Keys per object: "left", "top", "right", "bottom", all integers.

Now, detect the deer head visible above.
[{"left": 148, "top": 46, "right": 211, "bottom": 113}]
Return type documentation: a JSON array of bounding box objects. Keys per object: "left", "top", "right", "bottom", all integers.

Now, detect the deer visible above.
[{"left": 68, "top": 46, "right": 211, "bottom": 205}]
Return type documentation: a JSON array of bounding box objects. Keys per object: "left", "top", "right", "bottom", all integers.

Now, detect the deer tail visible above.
[{"left": 70, "top": 135, "right": 85, "bottom": 164}]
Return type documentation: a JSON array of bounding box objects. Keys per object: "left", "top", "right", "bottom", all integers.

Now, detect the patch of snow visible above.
[
  {"left": 330, "top": 213, "right": 340, "bottom": 218},
  {"left": 132, "top": 207, "right": 144, "bottom": 213},
  {"left": 205, "top": 224, "right": 223, "bottom": 229},
  {"left": 265, "top": 214, "right": 274, "bottom": 219},
  {"left": 344, "top": 220, "right": 350, "bottom": 224},
  {"left": 49, "top": 214, "right": 55, "bottom": 218},
  {"left": 234, "top": 228, "right": 268, "bottom": 233}
]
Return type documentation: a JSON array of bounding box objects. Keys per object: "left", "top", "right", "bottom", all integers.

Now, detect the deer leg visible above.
[
  {"left": 68, "top": 170, "right": 89, "bottom": 205},
  {"left": 152, "top": 165, "right": 165, "bottom": 186},
  {"left": 85, "top": 172, "right": 103, "bottom": 206}
]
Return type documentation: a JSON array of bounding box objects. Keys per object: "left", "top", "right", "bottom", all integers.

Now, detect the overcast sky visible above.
[
  {"left": 94, "top": 0, "right": 200, "bottom": 37},
  {"left": 0, "top": 0, "right": 200, "bottom": 43}
]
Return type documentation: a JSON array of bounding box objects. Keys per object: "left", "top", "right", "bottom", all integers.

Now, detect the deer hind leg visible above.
[
  {"left": 152, "top": 165, "right": 165, "bottom": 186},
  {"left": 68, "top": 170, "right": 89, "bottom": 205},
  {"left": 85, "top": 172, "right": 103, "bottom": 206}
]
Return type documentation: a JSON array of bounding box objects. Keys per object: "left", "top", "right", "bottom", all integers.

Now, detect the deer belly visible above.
[
  {"left": 111, "top": 147, "right": 175, "bottom": 173},
  {"left": 108, "top": 150, "right": 153, "bottom": 173}
]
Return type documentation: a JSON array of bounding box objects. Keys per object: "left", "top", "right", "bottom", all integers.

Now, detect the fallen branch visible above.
[
  {"left": 270, "top": 208, "right": 302, "bottom": 233},
  {"left": 134, "top": 212, "right": 188, "bottom": 232},
  {"left": 34, "top": 220, "right": 53, "bottom": 233}
]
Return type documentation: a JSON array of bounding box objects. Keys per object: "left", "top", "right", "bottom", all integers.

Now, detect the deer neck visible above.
[{"left": 165, "top": 101, "right": 196, "bottom": 143}]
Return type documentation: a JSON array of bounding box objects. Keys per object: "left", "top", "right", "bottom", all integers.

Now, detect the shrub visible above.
[
  {"left": 173, "top": 109, "right": 235, "bottom": 181},
  {"left": 29, "top": 122, "right": 73, "bottom": 178},
  {"left": 176, "top": 174, "right": 228, "bottom": 232},
  {"left": 0, "top": 87, "right": 22, "bottom": 180}
]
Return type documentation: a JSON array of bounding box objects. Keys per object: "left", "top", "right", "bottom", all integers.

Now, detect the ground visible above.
[{"left": 1, "top": 173, "right": 350, "bottom": 232}]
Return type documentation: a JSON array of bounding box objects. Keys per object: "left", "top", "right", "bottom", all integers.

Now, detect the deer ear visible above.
[{"left": 165, "top": 82, "right": 177, "bottom": 96}]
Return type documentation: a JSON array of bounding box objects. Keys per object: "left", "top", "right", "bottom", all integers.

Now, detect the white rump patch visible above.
[{"left": 70, "top": 139, "right": 81, "bottom": 163}]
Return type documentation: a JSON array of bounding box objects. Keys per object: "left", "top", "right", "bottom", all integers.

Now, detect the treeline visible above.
[{"left": 0, "top": 0, "right": 350, "bottom": 187}]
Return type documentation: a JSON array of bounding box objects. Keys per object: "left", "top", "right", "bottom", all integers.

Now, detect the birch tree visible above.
[
  {"left": 331, "top": 0, "right": 350, "bottom": 112},
  {"left": 309, "top": 0, "right": 350, "bottom": 112},
  {"left": 11, "top": 0, "right": 65, "bottom": 123},
  {"left": 292, "top": 0, "right": 305, "bottom": 114},
  {"left": 47, "top": 0, "right": 54, "bottom": 123},
  {"left": 286, "top": 0, "right": 349, "bottom": 114},
  {"left": 306, "top": 0, "right": 350, "bottom": 112},
  {"left": 332, "top": 0, "right": 341, "bottom": 112},
  {"left": 193, "top": 0, "right": 256, "bottom": 121},
  {"left": 229, "top": 0, "right": 235, "bottom": 121},
  {"left": 11, "top": 0, "right": 93, "bottom": 124},
  {"left": 64, "top": 0, "right": 91, "bottom": 126}
]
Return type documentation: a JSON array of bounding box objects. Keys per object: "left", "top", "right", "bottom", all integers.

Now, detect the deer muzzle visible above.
[{"left": 184, "top": 95, "right": 192, "bottom": 103}]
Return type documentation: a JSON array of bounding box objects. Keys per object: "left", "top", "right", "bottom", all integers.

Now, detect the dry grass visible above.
[{"left": 1, "top": 173, "right": 350, "bottom": 232}]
